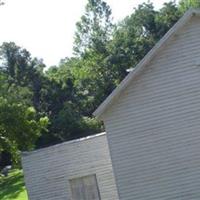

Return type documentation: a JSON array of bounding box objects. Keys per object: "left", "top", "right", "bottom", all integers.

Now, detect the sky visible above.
[{"left": 0, "top": 0, "right": 174, "bottom": 67}]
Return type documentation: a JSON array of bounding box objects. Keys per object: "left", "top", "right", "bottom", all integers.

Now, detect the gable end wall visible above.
[{"left": 104, "top": 16, "right": 200, "bottom": 200}]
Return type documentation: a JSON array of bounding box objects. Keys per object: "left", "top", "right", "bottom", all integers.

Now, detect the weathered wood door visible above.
[{"left": 70, "top": 175, "right": 101, "bottom": 200}]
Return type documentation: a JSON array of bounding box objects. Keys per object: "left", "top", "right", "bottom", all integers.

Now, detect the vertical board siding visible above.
[
  {"left": 22, "top": 133, "right": 119, "bottom": 200},
  {"left": 104, "top": 16, "right": 200, "bottom": 200}
]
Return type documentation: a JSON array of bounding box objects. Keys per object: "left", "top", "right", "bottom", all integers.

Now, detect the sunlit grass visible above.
[{"left": 0, "top": 169, "right": 28, "bottom": 200}]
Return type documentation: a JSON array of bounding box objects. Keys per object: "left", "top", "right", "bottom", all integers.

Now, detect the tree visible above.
[
  {"left": 0, "top": 73, "right": 48, "bottom": 164},
  {"left": 73, "top": 0, "right": 113, "bottom": 55},
  {"left": 0, "top": 42, "right": 47, "bottom": 110},
  {"left": 0, "top": 43, "right": 49, "bottom": 164},
  {"left": 0, "top": 42, "right": 32, "bottom": 86},
  {"left": 71, "top": 0, "right": 117, "bottom": 116},
  {"left": 156, "top": 2, "right": 181, "bottom": 38},
  {"left": 0, "top": 100, "right": 48, "bottom": 164},
  {"left": 179, "top": 0, "right": 200, "bottom": 13},
  {"left": 106, "top": 2, "right": 180, "bottom": 82},
  {"left": 36, "top": 62, "right": 103, "bottom": 147}
]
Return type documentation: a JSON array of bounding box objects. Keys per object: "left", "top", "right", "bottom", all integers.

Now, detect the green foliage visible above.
[
  {"left": 0, "top": 170, "right": 28, "bottom": 200},
  {"left": 80, "top": 117, "right": 103, "bottom": 136},
  {"left": 179, "top": 0, "right": 200, "bottom": 13},
  {"left": 1, "top": 42, "right": 32, "bottom": 86},
  {"left": 0, "top": 97, "right": 48, "bottom": 163},
  {"left": 73, "top": 0, "right": 113, "bottom": 55},
  {"left": 37, "top": 58, "right": 104, "bottom": 147},
  {"left": 106, "top": 2, "right": 180, "bottom": 81},
  {"left": 0, "top": 43, "right": 49, "bottom": 164}
]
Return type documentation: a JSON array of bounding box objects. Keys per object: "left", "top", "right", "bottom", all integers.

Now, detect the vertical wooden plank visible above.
[
  {"left": 83, "top": 175, "right": 100, "bottom": 200},
  {"left": 70, "top": 175, "right": 101, "bottom": 200},
  {"left": 70, "top": 178, "right": 85, "bottom": 200}
]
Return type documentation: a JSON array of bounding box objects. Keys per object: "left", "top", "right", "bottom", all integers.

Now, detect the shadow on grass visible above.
[{"left": 0, "top": 170, "right": 27, "bottom": 199}]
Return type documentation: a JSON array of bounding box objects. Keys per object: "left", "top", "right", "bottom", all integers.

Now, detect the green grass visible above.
[{"left": 0, "top": 169, "right": 28, "bottom": 200}]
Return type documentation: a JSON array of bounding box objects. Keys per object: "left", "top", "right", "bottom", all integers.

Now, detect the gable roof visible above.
[{"left": 93, "top": 9, "right": 200, "bottom": 119}]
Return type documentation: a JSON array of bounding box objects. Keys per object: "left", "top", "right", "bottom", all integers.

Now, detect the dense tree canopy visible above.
[
  {"left": 179, "top": 0, "right": 200, "bottom": 12},
  {"left": 1, "top": 0, "right": 200, "bottom": 166},
  {"left": 0, "top": 44, "right": 48, "bottom": 165}
]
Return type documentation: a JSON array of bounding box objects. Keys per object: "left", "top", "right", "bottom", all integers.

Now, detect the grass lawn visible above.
[{"left": 0, "top": 169, "right": 28, "bottom": 200}]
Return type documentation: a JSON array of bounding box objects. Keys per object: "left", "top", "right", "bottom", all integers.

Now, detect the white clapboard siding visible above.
[
  {"left": 103, "top": 15, "right": 200, "bottom": 200},
  {"left": 22, "top": 133, "right": 119, "bottom": 200}
]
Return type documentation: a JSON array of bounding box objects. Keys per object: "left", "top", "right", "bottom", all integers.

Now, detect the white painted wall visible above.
[
  {"left": 22, "top": 133, "right": 119, "bottom": 200},
  {"left": 103, "top": 15, "right": 200, "bottom": 200}
]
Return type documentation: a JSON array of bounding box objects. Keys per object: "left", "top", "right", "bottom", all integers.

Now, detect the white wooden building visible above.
[
  {"left": 94, "top": 9, "right": 200, "bottom": 200},
  {"left": 23, "top": 9, "right": 200, "bottom": 200},
  {"left": 22, "top": 133, "right": 119, "bottom": 200}
]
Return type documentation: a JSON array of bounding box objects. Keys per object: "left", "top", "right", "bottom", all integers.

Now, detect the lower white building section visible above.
[{"left": 22, "top": 133, "right": 119, "bottom": 200}]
